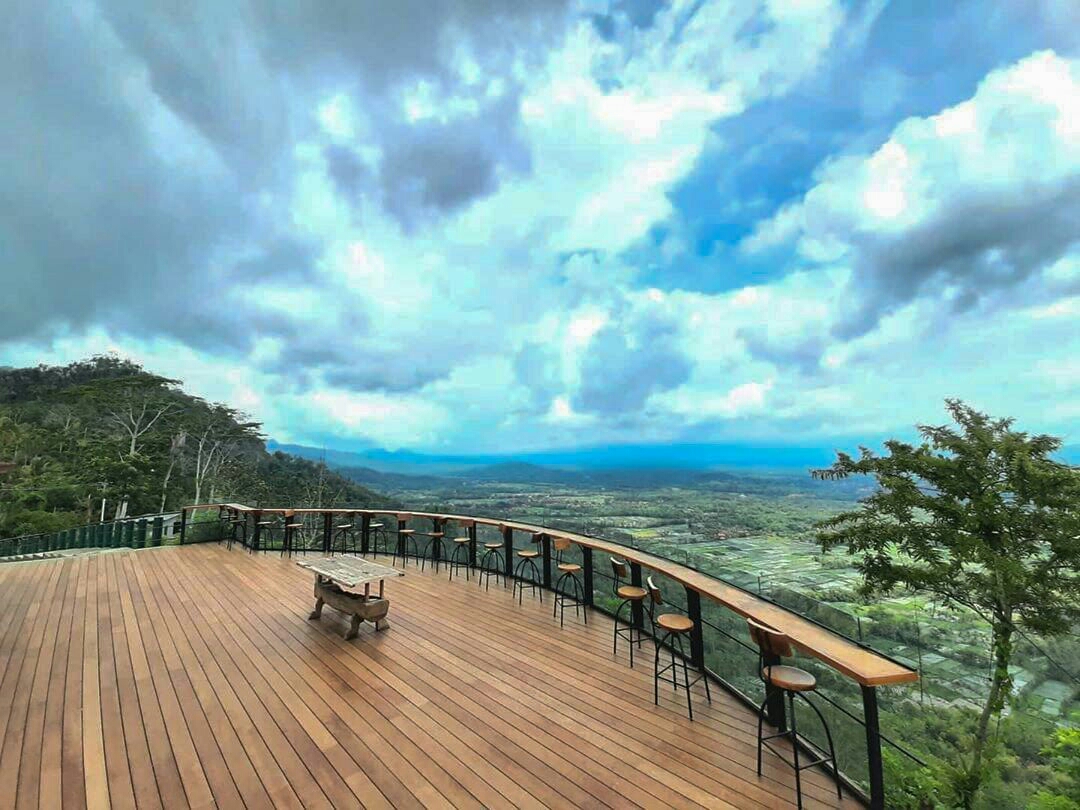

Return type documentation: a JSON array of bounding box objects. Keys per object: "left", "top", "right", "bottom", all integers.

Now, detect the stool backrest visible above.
[
  {"left": 747, "top": 618, "right": 792, "bottom": 659},
  {"left": 646, "top": 576, "right": 663, "bottom": 605},
  {"left": 610, "top": 557, "right": 629, "bottom": 580},
  {"left": 552, "top": 536, "right": 570, "bottom": 565},
  {"left": 645, "top": 576, "right": 665, "bottom": 625}
]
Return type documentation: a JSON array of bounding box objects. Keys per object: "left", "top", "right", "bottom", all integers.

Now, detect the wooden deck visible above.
[{"left": 0, "top": 544, "right": 861, "bottom": 809}]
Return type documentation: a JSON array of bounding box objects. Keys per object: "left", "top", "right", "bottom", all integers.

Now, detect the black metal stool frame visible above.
[
  {"left": 478, "top": 541, "right": 504, "bottom": 591},
  {"left": 447, "top": 520, "right": 474, "bottom": 582},
  {"left": 416, "top": 519, "right": 446, "bottom": 573},
  {"left": 512, "top": 533, "right": 544, "bottom": 605},
  {"left": 552, "top": 537, "right": 587, "bottom": 627},
  {"left": 749, "top": 619, "right": 842, "bottom": 810},
  {"left": 332, "top": 514, "right": 359, "bottom": 555},
  {"left": 646, "top": 577, "right": 712, "bottom": 720},
  {"left": 392, "top": 515, "right": 420, "bottom": 568},
  {"left": 610, "top": 557, "right": 646, "bottom": 667}
]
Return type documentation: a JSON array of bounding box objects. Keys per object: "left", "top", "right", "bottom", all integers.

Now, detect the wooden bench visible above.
[{"left": 296, "top": 555, "right": 404, "bottom": 640}]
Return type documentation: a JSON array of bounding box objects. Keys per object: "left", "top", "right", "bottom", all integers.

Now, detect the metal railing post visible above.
[
  {"left": 468, "top": 523, "right": 478, "bottom": 568},
  {"left": 361, "top": 514, "right": 371, "bottom": 554},
  {"left": 582, "top": 547, "right": 594, "bottom": 606},
  {"left": 179, "top": 508, "right": 188, "bottom": 545},
  {"left": 630, "top": 562, "right": 645, "bottom": 635},
  {"left": 251, "top": 510, "right": 262, "bottom": 551},
  {"left": 433, "top": 518, "right": 444, "bottom": 565},
  {"left": 322, "top": 512, "right": 332, "bottom": 553},
  {"left": 502, "top": 525, "right": 514, "bottom": 578},
  {"left": 541, "top": 534, "right": 552, "bottom": 590},
  {"left": 686, "top": 587, "right": 705, "bottom": 669},
  {"left": 151, "top": 517, "right": 162, "bottom": 546},
  {"left": 863, "top": 685, "right": 885, "bottom": 809}
]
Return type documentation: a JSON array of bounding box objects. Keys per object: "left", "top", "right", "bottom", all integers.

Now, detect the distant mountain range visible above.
[
  {"left": 269, "top": 437, "right": 1080, "bottom": 496},
  {"left": 268, "top": 440, "right": 845, "bottom": 475},
  {"left": 268, "top": 441, "right": 876, "bottom": 496}
]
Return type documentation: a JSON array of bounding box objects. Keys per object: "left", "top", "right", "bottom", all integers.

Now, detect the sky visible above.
[{"left": 2, "top": 0, "right": 1079, "bottom": 455}]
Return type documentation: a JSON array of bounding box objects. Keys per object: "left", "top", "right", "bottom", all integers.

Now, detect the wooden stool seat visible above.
[
  {"left": 285, "top": 522, "right": 304, "bottom": 529},
  {"left": 557, "top": 562, "right": 581, "bottom": 573},
  {"left": 369, "top": 522, "right": 384, "bottom": 529},
  {"left": 617, "top": 585, "right": 647, "bottom": 600},
  {"left": 517, "top": 549, "right": 540, "bottom": 559},
  {"left": 763, "top": 665, "right": 816, "bottom": 692},
  {"left": 398, "top": 528, "right": 416, "bottom": 535},
  {"left": 657, "top": 613, "right": 694, "bottom": 633},
  {"left": 425, "top": 531, "right": 445, "bottom": 538},
  {"left": 335, "top": 523, "right": 353, "bottom": 530},
  {"left": 484, "top": 541, "right": 503, "bottom": 549},
  {"left": 453, "top": 536, "right": 470, "bottom": 544}
]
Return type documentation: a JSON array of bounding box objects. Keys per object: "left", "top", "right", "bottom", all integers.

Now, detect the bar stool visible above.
[
  {"left": 417, "top": 519, "right": 446, "bottom": 573},
  {"left": 610, "top": 557, "right": 646, "bottom": 667},
  {"left": 368, "top": 518, "right": 389, "bottom": 555},
  {"left": 646, "top": 577, "right": 711, "bottom": 720},
  {"left": 392, "top": 513, "right": 420, "bottom": 568},
  {"left": 332, "top": 514, "right": 358, "bottom": 554},
  {"left": 552, "top": 537, "right": 587, "bottom": 627},
  {"left": 254, "top": 516, "right": 280, "bottom": 553},
  {"left": 217, "top": 506, "right": 231, "bottom": 543},
  {"left": 447, "top": 519, "right": 474, "bottom": 582},
  {"left": 512, "top": 532, "right": 544, "bottom": 605},
  {"left": 747, "top": 619, "right": 841, "bottom": 810},
  {"left": 282, "top": 510, "right": 307, "bottom": 557},
  {"left": 478, "top": 531, "right": 505, "bottom": 591}
]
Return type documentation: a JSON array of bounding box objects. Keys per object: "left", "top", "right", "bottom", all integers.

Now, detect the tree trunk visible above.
[
  {"left": 962, "top": 621, "right": 1013, "bottom": 807},
  {"left": 159, "top": 458, "right": 176, "bottom": 513}
]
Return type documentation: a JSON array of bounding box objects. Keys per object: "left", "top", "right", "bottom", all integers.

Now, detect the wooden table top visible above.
[{"left": 296, "top": 555, "right": 404, "bottom": 589}]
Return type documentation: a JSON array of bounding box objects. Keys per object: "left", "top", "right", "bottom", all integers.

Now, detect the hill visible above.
[{"left": 0, "top": 356, "right": 392, "bottom": 538}]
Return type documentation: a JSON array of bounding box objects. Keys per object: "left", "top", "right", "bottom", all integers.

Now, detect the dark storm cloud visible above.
[
  {"left": 379, "top": 94, "right": 532, "bottom": 227},
  {"left": 324, "top": 145, "right": 373, "bottom": 203},
  {"left": 835, "top": 177, "right": 1080, "bottom": 339},
  {"left": 573, "top": 315, "right": 692, "bottom": 415},
  {"left": 0, "top": 0, "right": 571, "bottom": 352},
  {"left": 737, "top": 327, "right": 825, "bottom": 376}
]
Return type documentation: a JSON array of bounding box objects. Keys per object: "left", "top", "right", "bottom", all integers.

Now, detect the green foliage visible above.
[
  {"left": 814, "top": 399, "right": 1080, "bottom": 807},
  {"left": 884, "top": 748, "right": 944, "bottom": 809},
  {"left": 0, "top": 356, "right": 392, "bottom": 539}
]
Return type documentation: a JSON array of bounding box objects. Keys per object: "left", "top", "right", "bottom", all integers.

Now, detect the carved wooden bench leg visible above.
[
  {"left": 347, "top": 614, "right": 362, "bottom": 639},
  {"left": 309, "top": 596, "right": 324, "bottom": 620}
]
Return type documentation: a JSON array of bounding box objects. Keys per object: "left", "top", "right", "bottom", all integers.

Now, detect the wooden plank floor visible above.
[{"left": 0, "top": 545, "right": 861, "bottom": 809}]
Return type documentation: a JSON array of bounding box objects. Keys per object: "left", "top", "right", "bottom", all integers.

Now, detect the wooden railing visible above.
[{"left": 182, "top": 502, "right": 920, "bottom": 808}]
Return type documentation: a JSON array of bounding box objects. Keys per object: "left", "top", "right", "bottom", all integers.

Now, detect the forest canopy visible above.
[{"left": 0, "top": 356, "right": 391, "bottom": 538}]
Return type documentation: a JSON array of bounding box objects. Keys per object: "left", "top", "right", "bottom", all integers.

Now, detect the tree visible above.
[
  {"left": 812, "top": 400, "right": 1080, "bottom": 807},
  {"left": 98, "top": 375, "right": 179, "bottom": 456}
]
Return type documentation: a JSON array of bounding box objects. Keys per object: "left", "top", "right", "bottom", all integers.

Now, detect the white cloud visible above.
[{"left": 742, "top": 51, "right": 1080, "bottom": 335}]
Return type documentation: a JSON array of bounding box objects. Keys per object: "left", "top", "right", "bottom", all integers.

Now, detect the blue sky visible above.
[{"left": 2, "top": 0, "right": 1079, "bottom": 454}]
